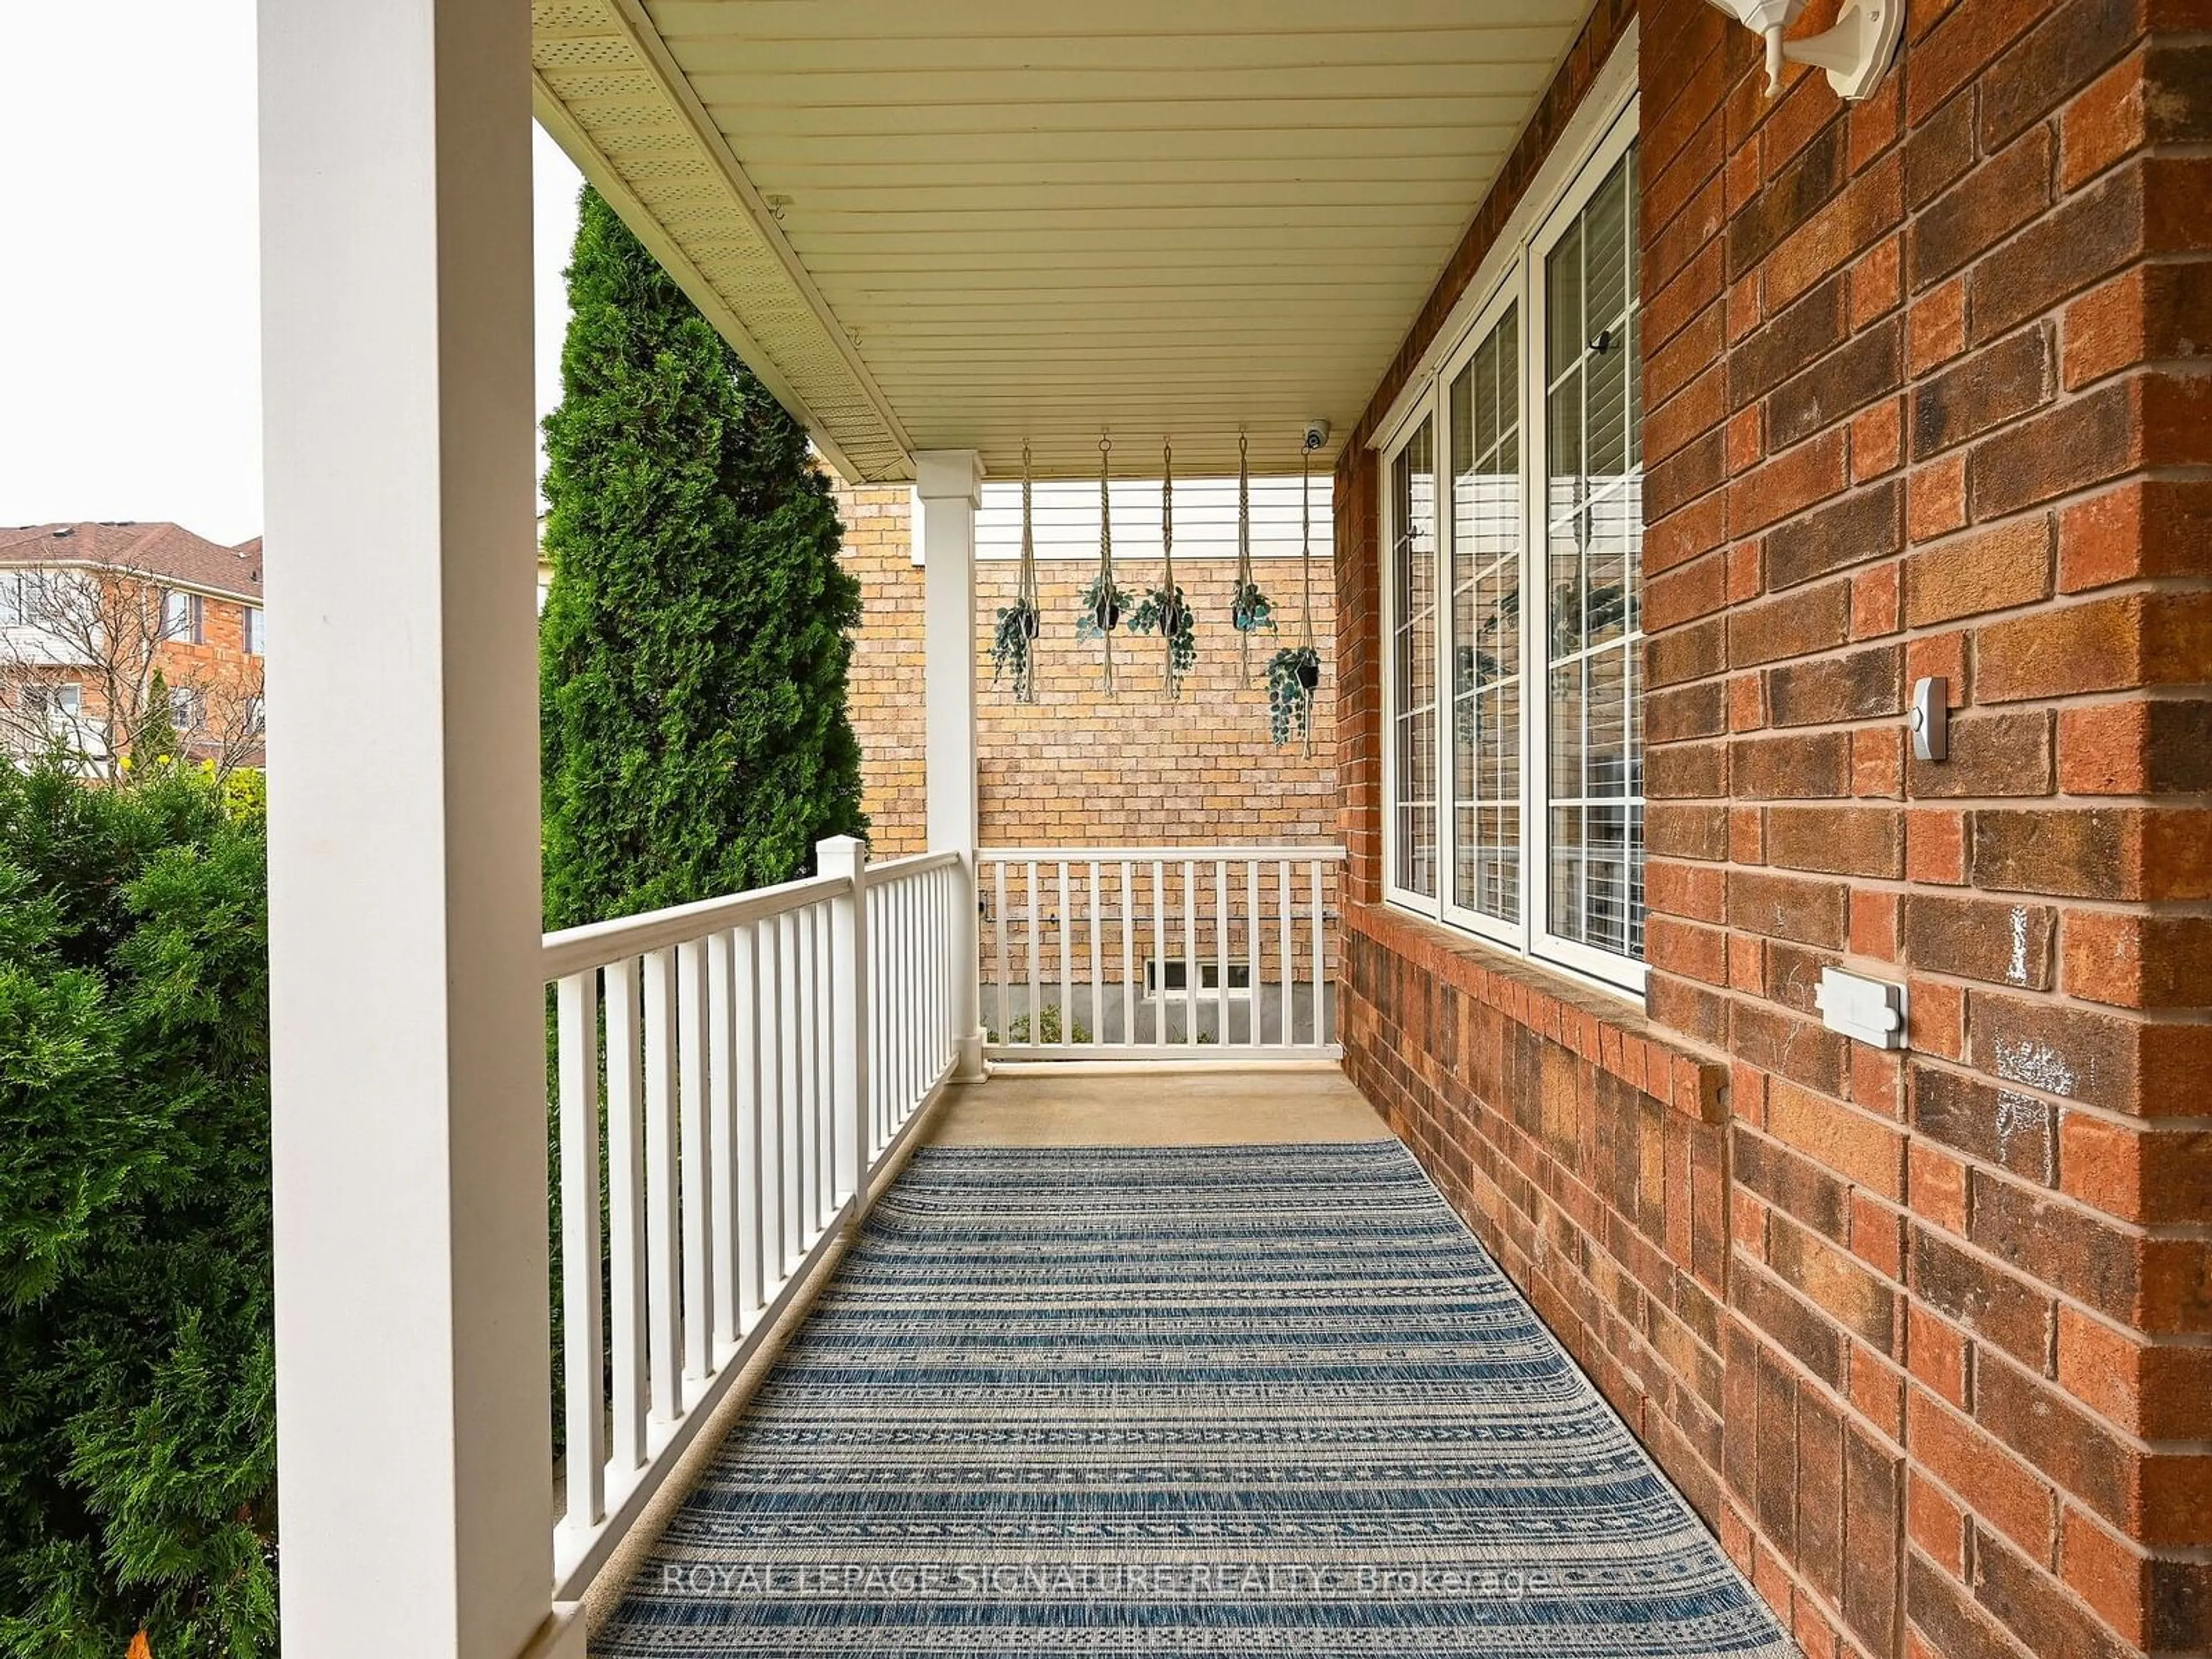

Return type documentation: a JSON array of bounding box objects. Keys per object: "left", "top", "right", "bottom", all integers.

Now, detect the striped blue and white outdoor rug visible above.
[{"left": 594, "top": 1141, "right": 1791, "bottom": 1657}]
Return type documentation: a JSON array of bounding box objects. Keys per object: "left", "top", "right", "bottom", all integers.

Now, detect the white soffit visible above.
[{"left": 532, "top": 0, "right": 1592, "bottom": 482}]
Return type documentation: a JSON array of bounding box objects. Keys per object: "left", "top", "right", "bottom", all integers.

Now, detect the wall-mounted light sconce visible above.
[{"left": 1707, "top": 0, "right": 1903, "bottom": 101}]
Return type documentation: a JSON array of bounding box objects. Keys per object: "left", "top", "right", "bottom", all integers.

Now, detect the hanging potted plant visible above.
[
  {"left": 993, "top": 443, "right": 1045, "bottom": 702},
  {"left": 1229, "top": 434, "right": 1275, "bottom": 685},
  {"left": 1078, "top": 435, "right": 1130, "bottom": 694},
  {"left": 1126, "top": 438, "right": 1196, "bottom": 696},
  {"left": 991, "top": 597, "right": 1041, "bottom": 699},
  {"left": 1077, "top": 571, "right": 1128, "bottom": 637},
  {"left": 1127, "top": 579, "right": 1195, "bottom": 684},
  {"left": 1267, "top": 642, "right": 1321, "bottom": 747},
  {"left": 1266, "top": 427, "right": 1327, "bottom": 755}
]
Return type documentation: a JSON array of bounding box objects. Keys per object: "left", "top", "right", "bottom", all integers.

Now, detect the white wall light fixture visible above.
[{"left": 1708, "top": 0, "right": 1903, "bottom": 101}]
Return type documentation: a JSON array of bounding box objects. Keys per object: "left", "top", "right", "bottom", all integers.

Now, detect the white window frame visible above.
[
  {"left": 1379, "top": 76, "right": 1645, "bottom": 999},
  {"left": 164, "top": 588, "right": 204, "bottom": 644},
  {"left": 1382, "top": 405, "right": 1442, "bottom": 918},
  {"left": 247, "top": 605, "right": 266, "bottom": 655}
]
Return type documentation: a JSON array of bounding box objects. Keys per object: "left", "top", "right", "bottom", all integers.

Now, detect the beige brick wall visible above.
[{"left": 835, "top": 480, "right": 1340, "bottom": 858}]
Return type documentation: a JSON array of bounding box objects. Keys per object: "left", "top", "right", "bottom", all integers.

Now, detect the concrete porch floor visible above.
[{"left": 927, "top": 1066, "right": 1389, "bottom": 1148}]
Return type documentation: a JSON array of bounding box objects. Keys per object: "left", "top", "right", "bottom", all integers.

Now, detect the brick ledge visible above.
[{"left": 1347, "top": 901, "right": 1729, "bottom": 1124}]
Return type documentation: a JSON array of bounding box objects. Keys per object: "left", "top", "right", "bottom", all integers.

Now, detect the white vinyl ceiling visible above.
[{"left": 532, "top": 0, "right": 1591, "bottom": 481}]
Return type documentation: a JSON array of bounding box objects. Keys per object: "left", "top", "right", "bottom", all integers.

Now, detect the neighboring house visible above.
[{"left": 0, "top": 521, "right": 266, "bottom": 774}]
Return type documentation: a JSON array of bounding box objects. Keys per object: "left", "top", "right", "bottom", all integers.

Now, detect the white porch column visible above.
[
  {"left": 260, "top": 3, "right": 573, "bottom": 1658},
  {"left": 915, "top": 449, "right": 988, "bottom": 1078}
]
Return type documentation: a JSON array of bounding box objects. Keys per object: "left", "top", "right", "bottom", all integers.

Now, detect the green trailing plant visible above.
[
  {"left": 539, "top": 184, "right": 866, "bottom": 931},
  {"left": 1230, "top": 434, "right": 1272, "bottom": 685},
  {"left": 1230, "top": 580, "right": 1275, "bottom": 637},
  {"left": 0, "top": 760, "right": 276, "bottom": 1659},
  {"left": 1126, "top": 582, "right": 1196, "bottom": 679},
  {"left": 1267, "top": 643, "right": 1322, "bottom": 749},
  {"left": 990, "top": 598, "right": 1042, "bottom": 696},
  {"left": 1075, "top": 573, "right": 1130, "bottom": 641},
  {"left": 997, "top": 442, "right": 1044, "bottom": 703}
]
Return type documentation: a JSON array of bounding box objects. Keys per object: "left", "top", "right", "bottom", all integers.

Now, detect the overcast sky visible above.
[{"left": 0, "top": 1, "right": 583, "bottom": 546}]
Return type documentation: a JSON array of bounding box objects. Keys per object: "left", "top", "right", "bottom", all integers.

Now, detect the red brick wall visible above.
[{"left": 1335, "top": 3, "right": 2212, "bottom": 1657}]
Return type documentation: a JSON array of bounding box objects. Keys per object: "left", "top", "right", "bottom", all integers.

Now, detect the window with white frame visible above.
[
  {"left": 1382, "top": 95, "right": 1645, "bottom": 994},
  {"left": 163, "top": 589, "right": 203, "bottom": 644},
  {"left": 247, "top": 605, "right": 265, "bottom": 656},
  {"left": 169, "top": 685, "right": 201, "bottom": 734},
  {"left": 0, "top": 573, "right": 22, "bottom": 626},
  {"left": 1390, "top": 419, "right": 1439, "bottom": 900},
  {"left": 22, "top": 682, "right": 82, "bottom": 721}
]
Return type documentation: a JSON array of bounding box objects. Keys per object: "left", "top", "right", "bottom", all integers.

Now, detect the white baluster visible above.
[
  {"left": 604, "top": 956, "right": 647, "bottom": 1469},
  {"left": 556, "top": 971, "right": 605, "bottom": 1533},
  {"left": 1119, "top": 861, "right": 1135, "bottom": 1047},
  {"left": 1182, "top": 859, "right": 1198, "bottom": 1047},
  {"left": 1246, "top": 860, "right": 1262, "bottom": 1048},
  {"left": 1150, "top": 861, "right": 1166, "bottom": 1045},
  {"left": 1215, "top": 859, "right": 1229, "bottom": 1048},
  {"left": 708, "top": 930, "right": 737, "bottom": 1351},
  {"left": 676, "top": 937, "right": 713, "bottom": 1382},
  {"left": 1025, "top": 860, "right": 1040, "bottom": 1052},
  {"left": 1058, "top": 861, "right": 1073, "bottom": 1047},
  {"left": 1088, "top": 861, "right": 1103, "bottom": 1047},
  {"left": 757, "top": 916, "right": 784, "bottom": 1286},
  {"left": 1309, "top": 859, "right": 1327, "bottom": 1049},
  {"left": 795, "top": 907, "right": 817, "bottom": 1238},
  {"left": 1278, "top": 859, "right": 1294, "bottom": 1050},
  {"left": 778, "top": 908, "right": 802, "bottom": 1268},
  {"left": 642, "top": 946, "right": 681, "bottom": 1419},
  {"left": 817, "top": 901, "right": 835, "bottom": 1217},
  {"left": 732, "top": 923, "right": 762, "bottom": 1326},
  {"left": 993, "top": 860, "right": 1007, "bottom": 1054}
]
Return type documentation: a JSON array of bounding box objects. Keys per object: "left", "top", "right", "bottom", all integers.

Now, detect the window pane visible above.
[
  {"left": 1545, "top": 143, "right": 1645, "bottom": 965},
  {"left": 1449, "top": 305, "right": 1524, "bottom": 925},
  {"left": 1392, "top": 416, "right": 1439, "bottom": 899}
]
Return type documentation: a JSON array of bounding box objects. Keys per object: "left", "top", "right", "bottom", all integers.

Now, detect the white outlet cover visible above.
[{"left": 1815, "top": 966, "right": 1908, "bottom": 1051}]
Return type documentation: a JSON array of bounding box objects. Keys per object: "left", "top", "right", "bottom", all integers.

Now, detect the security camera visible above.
[{"left": 1302, "top": 420, "right": 1331, "bottom": 453}]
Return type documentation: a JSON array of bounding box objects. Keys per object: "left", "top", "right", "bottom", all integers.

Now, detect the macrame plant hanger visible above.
[
  {"left": 1297, "top": 437, "right": 1318, "bottom": 756},
  {"left": 1014, "top": 441, "right": 1041, "bottom": 702},
  {"left": 1158, "top": 437, "right": 1181, "bottom": 698},
  {"left": 1236, "top": 433, "right": 1256, "bottom": 685},
  {"left": 1093, "top": 436, "right": 1119, "bottom": 696}
]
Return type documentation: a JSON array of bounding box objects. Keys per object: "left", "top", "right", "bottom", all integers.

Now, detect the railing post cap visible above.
[{"left": 815, "top": 834, "right": 867, "bottom": 874}]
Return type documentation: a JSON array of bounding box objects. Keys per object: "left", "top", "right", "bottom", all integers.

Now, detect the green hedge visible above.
[{"left": 0, "top": 763, "right": 275, "bottom": 1658}]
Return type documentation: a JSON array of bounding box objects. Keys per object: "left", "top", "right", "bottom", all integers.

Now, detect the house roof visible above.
[{"left": 0, "top": 522, "right": 263, "bottom": 602}]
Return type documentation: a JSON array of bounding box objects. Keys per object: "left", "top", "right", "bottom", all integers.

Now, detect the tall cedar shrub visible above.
[
  {"left": 540, "top": 185, "right": 866, "bottom": 931},
  {"left": 0, "top": 763, "right": 275, "bottom": 1658}
]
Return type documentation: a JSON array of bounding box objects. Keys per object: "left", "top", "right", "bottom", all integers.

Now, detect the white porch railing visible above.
[
  {"left": 541, "top": 837, "right": 963, "bottom": 1599},
  {"left": 979, "top": 846, "right": 1346, "bottom": 1060}
]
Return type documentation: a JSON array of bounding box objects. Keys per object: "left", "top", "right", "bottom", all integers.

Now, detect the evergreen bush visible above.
[
  {"left": 0, "top": 762, "right": 274, "bottom": 1658},
  {"left": 539, "top": 185, "right": 866, "bottom": 931}
]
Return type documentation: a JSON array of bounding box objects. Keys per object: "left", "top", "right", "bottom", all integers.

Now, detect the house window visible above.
[
  {"left": 247, "top": 605, "right": 265, "bottom": 656},
  {"left": 164, "top": 589, "right": 203, "bottom": 644},
  {"left": 1543, "top": 143, "right": 1644, "bottom": 963},
  {"left": 1142, "top": 959, "right": 1253, "bottom": 1002},
  {"left": 0, "top": 574, "right": 22, "bottom": 626},
  {"left": 1389, "top": 418, "right": 1438, "bottom": 900},
  {"left": 1382, "top": 96, "right": 1644, "bottom": 994},
  {"left": 22, "top": 682, "right": 82, "bottom": 721},
  {"left": 1449, "top": 305, "right": 1524, "bottom": 928},
  {"left": 169, "top": 685, "right": 201, "bottom": 734}
]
